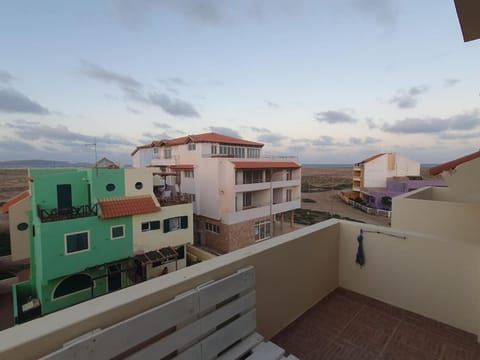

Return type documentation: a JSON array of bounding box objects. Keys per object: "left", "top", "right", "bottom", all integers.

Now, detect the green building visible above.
[{"left": 11, "top": 167, "right": 193, "bottom": 323}]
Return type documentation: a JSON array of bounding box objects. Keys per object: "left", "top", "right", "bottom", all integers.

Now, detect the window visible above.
[
  {"left": 286, "top": 170, "right": 293, "bottom": 181},
  {"left": 254, "top": 220, "right": 271, "bottom": 241},
  {"left": 286, "top": 189, "right": 292, "bottom": 202},
  {"left": 164, "top": 216, "right": 188, "bottom": 233},
  {"left": 219, "top": 145, "right": 246, "bottom": 158},
  {"left": 106, "top": 183, "right": 115, "bottom": 192},
  {"left": 153, "top": 147, "right": 159, "bottom": 154},
  {"left": 243, "top": 170, "right": 263, "bottom": 184},
  {"left": 111, "top": 225, "right": 125, "bottom": 239},
  {"left": 243, "top": 192, "right": 252, "bottom": 209},
  {"left": 53, "top": 274, "right": 93, "bottom": 299},
  {"left": 135, "top": 182, "right": 143, "bottom": 190},
  {"left": 184, "top": 170, "right": 194, "bottom": 178},
  {"left": 247, "top": 148, "right": 260, "bottom": 158},
  {"left": 164, "top": 148, "right": 172, "bottom": 159},
  {"left": 205, "top": 222, "right": 220, "bottom": 234},
  {"left": 65, "top": 231, "right": 89, "bottom": 254},
  {"left": 176, "top": 245, "right": 185, "bottom": 260},
  {"left": 188, "top": 143, "right": 196, "bottom": 151},
  {"left": 17, "top": 222, "right": 28, "bottom": 231},
  {"left": 141, "top": 220, "right": 161, "bottom": 232},
  {"left": 211, "top": 145, "right": 217, "bottom": 155}
]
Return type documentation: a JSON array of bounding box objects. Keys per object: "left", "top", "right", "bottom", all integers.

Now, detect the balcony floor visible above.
[{"left": 272, "top": 288, "right": 479, "bottom": 360}]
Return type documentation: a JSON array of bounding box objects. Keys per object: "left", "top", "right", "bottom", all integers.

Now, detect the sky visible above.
[{"left": 0, "top": 0, "right": 479, "bottom": 165}]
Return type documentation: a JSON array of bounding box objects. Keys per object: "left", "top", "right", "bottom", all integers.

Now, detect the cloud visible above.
[
  {"left": 159, "top": 77, "right": 189, "bottom": 87},
  {"left": 243, "top": 126, "right": 271, "bottom": 133},
  {"left": 257, "top": 133, "right": 287, "bottom": 145},
  {"left": 444, "top": 78, "right": 460, "bottom": 87},
  {"left": 390, "top": 85, "right": 428, "bottom": 109},
  {"left": 437, "top": 132, "right": 480, "bottom": 140},
  {"left": 349, "top": 136, "right": 381, "bottom": 145},
  {"left": 80, "top": 60, "right": 200, "bottom": 117},
  {"left": 312, "top": 136, "right": 336, "bottom": 146},
  {"left": 126, "top": 106, "right": 141, "bottom": 114},
  {"left": 6, "top": 120, "right": 134, "bottom": 146},
  {"left": 208, "top": 126, "right": 240, "bottom": 138},
  {"left": 267, "top": 101, "right": 279, "bottom": 109},
  {"left": 352, "top": 0, "right": 397, "bottom": 27},
  {"left": 153, "top": 122, "right": 171, "bottom": 129},
  {"left": 143, "top": 92, "right": 199, "bottom": 117},
  {"left": 111, "top": 0, "right": 225, "bottom": 28},
  {"left": 0, "top": 87, "right": 50, "bottom": 114},
  {"left": 80, "top": 60, "right": 142, "bottom": 89},
  {"left": 314, "top": 110, "right": 358, "bottom": 124},
  {"left": 382, "top": 110, "right": 480, "bottom": 134},
  {"left": 366, "top": 118, "right": 378, "bottom": 129},
  {"left": 0, "top": 70, "right": 14, "bottom": 84}
]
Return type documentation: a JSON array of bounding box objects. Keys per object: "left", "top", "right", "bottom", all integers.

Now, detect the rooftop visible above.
[
  {"left": 429, "top": 150, "right": 480, "bottom": 176},
  {"left": 1, "top": 219, "right": 478, "bottom": 358},
  {"left": 98, "top": 195, "right": 160, "bottom": 219},
  {"left": 1, "top": 190, "right": 30, "bottom": 214}
]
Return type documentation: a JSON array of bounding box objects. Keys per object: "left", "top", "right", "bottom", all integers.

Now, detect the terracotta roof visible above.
[
  {"left": 231, "top": 161, "right": 301, "bottom": 169},
  {"left": 429, "top": 150, "right": 480, "bottom": 176},
  {"left": 98, "top": 195, "right": 160, "bottom": 219},
  {"left": 356, "top": 153, "right": 385, "bottom": 165},
  {"left": 1, "top": 190, "right": 30, "bottom": 214},
  {"left": 169, "top": 164, "right": 194, "bottom": 170},
  {"left": 131, "top": 132, "right": 263, "bottom": 155}
]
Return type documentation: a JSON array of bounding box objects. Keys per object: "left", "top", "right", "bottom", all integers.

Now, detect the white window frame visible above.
[
  {"left": 64, "top": 231, "right": 90, "bottom": 255},
  {"left": 184, "top": 170, "right": 194, "bottom": 178},
  {"left": 188, "top": 143, "right": 196, "bottom": 151},
  {"left": 111, "top": 225, "right": 125, "bottom": 240},
  {"left": 254, "top": 220, "right": 271, "bottom": 242}
]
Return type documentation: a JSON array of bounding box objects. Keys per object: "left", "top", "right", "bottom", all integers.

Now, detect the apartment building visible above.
[
  {"left": 131, "top": 132, "right": 301, "bottom": 253},
  {"left": 3, "top": 167, "right": 193, "bottom": 323}
]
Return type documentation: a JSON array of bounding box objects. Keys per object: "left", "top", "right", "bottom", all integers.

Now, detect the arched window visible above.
[{"left": 53, "top": 273, "right": 93, "bottom": 299}]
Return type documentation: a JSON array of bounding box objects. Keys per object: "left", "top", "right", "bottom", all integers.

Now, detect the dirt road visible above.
[{"left": 301, "top": 190, "right": 391, "bottom": 227}]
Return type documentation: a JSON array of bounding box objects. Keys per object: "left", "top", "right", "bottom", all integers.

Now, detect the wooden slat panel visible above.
[
  {"left": 174, "top": 343, "right": 201, "bottom": 360},
  {"left": 201, "top": 309, "right": 257, "bottom": 360},
  {"left": 197, "top": 267, "right": 255, "bottom": 312},
  {"left": 42, "top": 290, "right": 198, "bottom": 360},
  {"left": 284, "top": 354, "right": 300, "bottom": 360},
  {"left": 216, "top": 332, "right": 264, "bottom": 360},
  {"left": 128, "top": 291, "right": 256, "bottom": 360},
  {"left": 247, "top": 341, "right": 285, "bottom": 360}
]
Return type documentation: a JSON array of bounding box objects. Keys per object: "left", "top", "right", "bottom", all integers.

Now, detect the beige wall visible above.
[
  {"left": 392, "top": 189, "right": 480, "bottom": 245},
  {"left": 441, "top": 157, "right": 480, "bottom": 202},
  {"left": 338, "top": 221, "right": 480, "bottom": 335},
  {"left": 8, "top": 197, "right": 31, "bottom": 261},
  {"left": 0, "top": 220, "right": 340, "bottom": 359},
  {"left": 132, "top": 203, "right": 193, "bottom": 254},
  {"left": 125, "top": 168, "right": 155, "bottom": 197}
]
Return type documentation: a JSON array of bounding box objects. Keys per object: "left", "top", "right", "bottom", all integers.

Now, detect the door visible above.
[
  {"left": 57, "top": 184, "right": 72, "bottom": 212},
  {"left": 108, "top": 265, "right": 122, "bottom": 292}
]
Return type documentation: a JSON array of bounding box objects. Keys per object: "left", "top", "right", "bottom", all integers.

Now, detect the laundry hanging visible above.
[{"left": 356, "top": 229, "right": 365, "bottom": 267}]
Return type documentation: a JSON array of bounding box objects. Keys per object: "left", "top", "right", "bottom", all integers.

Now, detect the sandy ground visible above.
[{"left": 301, "top": 190, "right": 390, "bottom": 226}]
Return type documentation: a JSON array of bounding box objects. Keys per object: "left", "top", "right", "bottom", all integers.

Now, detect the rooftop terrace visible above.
[{"left": 1, "top": 218, "right": 479, "bottom": 358}]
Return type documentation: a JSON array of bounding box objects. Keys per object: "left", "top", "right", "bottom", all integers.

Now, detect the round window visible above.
[
  {"left": 17, "top": 222, "right": 29, "bottom": 231},
  {"left": 106, "top": 183, "right": 115, "bottom": 192},
  {"left": 135, "top": 182, "right": 143, "bottom": 190}
]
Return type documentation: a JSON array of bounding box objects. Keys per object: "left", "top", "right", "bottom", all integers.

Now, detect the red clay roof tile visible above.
[
  {"left": 429, "top": 150, "right": 480, "bottom": 176},
  {"left": 1, "top": 190, "right": 30, "bottom": 214},
  {"left": 98, "top": 195, "right": 160, "bottom": 219},
  {"left": 169, "top": 164, "right": 194, "bottom": 170},
  {"left": 356, "top": 153, "right": 386, "bottom": 165},
  {"left": 131, "top": 132, "right": 263, "bottom": 155},
  {"left": 231, "top": 161, "right": 301, "bottom": 169}
]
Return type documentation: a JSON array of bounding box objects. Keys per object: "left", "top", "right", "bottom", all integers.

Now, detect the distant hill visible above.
[{"left": 0, "top": 160, "right": 91, "bottom": 168}]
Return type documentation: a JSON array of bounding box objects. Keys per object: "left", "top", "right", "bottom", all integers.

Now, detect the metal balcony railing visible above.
[{"left": 37, "top": 204, "right": 98, "bottom": 223}]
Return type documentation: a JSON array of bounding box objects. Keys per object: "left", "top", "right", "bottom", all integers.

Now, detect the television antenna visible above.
[{"left": 84, "top": 137, "right": 98, "bottom": 175}]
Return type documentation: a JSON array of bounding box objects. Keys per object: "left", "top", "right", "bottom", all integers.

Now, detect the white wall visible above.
[
  {"left": 363, "top": 153, "right": 420, "bottom": 188},
  {"left": 125, "top": 168, "right": 155, "bottom": 197}
]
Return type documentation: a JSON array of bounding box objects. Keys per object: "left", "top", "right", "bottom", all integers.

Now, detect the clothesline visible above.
[{"left": 361, "top": 229, "right": 407, "bottom": 239}]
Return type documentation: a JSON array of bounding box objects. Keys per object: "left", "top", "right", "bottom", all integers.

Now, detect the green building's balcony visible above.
[{"left": 37, "top": 204, "right": 98, "bottom": 223}]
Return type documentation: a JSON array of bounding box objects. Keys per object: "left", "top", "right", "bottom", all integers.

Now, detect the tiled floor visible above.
[{"left": 272, "top": 288, "right": 480, "bottom": 360}]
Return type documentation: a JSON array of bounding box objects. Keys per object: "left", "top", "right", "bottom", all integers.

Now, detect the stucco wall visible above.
[
  {"left": 391, "top": 193, "right": 480, "bottom": 245},
  {"left": 8, "top": 197, "right": 31, "bottom": 261},
  {"left": 441, "top": 157, "right": 480, "bottom": 202},
  {"left": 0, "top": 221, "right": 340, "bottom": 359},
  {"left": 338, "top": 221, "right": 480, "bottom": 335},
  {"left": 124, "top": 168, "right": 154, "bottom": 197}
]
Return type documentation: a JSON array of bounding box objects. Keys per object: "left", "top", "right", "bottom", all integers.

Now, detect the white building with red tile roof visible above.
[{"left": 132, "top": 132, "right": 302, "bottom": 252}]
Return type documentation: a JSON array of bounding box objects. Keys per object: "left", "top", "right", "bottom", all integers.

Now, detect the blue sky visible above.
[{"left": 0, "top": 0, "right": 479, "bottom": 165}]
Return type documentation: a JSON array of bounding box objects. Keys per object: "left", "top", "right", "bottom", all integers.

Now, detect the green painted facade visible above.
[{"left": 13, "top": 168, "right": 135, "bottom": 322}]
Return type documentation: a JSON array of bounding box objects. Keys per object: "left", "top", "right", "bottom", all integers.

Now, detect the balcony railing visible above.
[
  {"left": 37, "top": 204, "right": 98, "bottom": 223},
  {"left": 156, "top": 193, "right": 194, "bottom": 207}
]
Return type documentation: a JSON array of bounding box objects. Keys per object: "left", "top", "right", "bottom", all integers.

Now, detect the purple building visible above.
[{"left": 361, "top": 176, "right": 447, "bottom": 210}]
